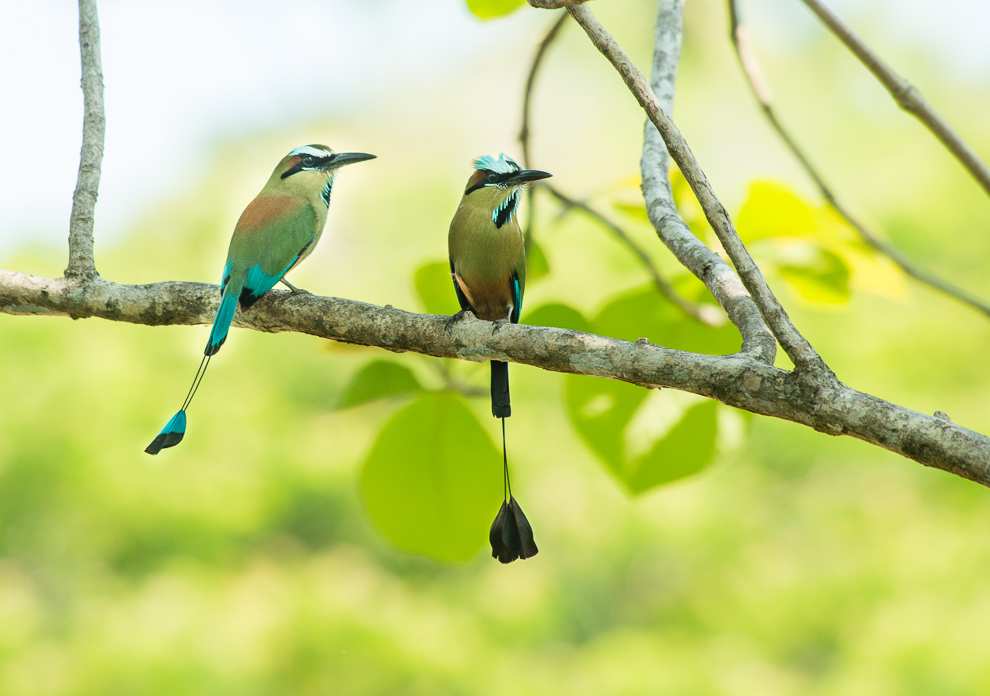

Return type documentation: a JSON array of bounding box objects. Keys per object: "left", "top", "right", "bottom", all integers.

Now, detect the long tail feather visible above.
[
  {"left": 489, "top": 417, "right": 538, "bottom": 563},
  {"left": 501, "top": 416, "right": 511, "bottom": 500},
  {"left": 145, "top": 409, "right": 187, "bottom": 454},
  {"left": 490, "top": 360, "right": 510, "bottom": 418},
  {"left": 206, "top": 291, "right": 238, "bottom": 357},
  {"left": 145, "top": 353, "right": 212, "bottom": 455}
]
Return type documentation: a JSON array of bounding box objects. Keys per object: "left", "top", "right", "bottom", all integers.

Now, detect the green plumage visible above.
[
  {"left": 226, "top": 195, "right": 321, "bottom": 307},
  {"left": 448, "top": 184, "right": 526, "bottom": 323}
]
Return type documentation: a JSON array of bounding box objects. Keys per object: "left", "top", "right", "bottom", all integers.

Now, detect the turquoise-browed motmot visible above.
[
  {"left": 146, "top": 144, "right": 376, "bottom": 455},
  {"left": 447, "top": 153, "right": 551, "bottom": 563}
]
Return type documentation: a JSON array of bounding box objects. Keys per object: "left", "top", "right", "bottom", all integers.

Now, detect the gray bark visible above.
[{"left": 66, "top": 0, "right": 104, "bottom": 279}]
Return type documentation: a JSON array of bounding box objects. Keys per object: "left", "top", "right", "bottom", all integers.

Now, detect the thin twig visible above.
[
  {"left": 427, "top": 353, "right": 489, "bottom": 399},
  {"left": 541, "top": 183, "right": 724, "bottom": 326},
  {"left": 565, "top": 4, "right": 823, "bottom": 371},
  {"left": 728, "top": 0, "right": 990, "bottom": 319},
  {"left": 799, "top": 0, "right": 990, "bottom": 200},
  {"left": 519, "top": 12, "right": 568, "bottom": 263},
  {"left": 66, "top": 0, "right": 105, "bottom": 279},
  {"left": 442, "top": 377, "right": 489, "bottom": 400},
  {"left": 520, "top": 12, "right": 568, "bottom": 169}
]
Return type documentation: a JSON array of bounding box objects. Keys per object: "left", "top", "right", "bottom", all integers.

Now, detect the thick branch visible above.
[
  {"left": 66, "top": 0, "right": 105, "bottom": 279},
  {"left": 2, "top": 270, "right": 988, "bottom": 487},
  {"left": 565, "top": 4, "right": 821, "bottom": 371},
  {"left": 799, "top": 0, "right": 990, "bottom": 200},
  {"left": 728, "top": 1, "right": 990, "bottom": 319}
]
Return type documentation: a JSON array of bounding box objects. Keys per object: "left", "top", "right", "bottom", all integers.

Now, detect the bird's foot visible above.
[
  {"left": 444, "top": 309, "right": 473, "bottom": 334},
  {"left": 281, "top": 278, "right": 311, "bottom": 296},
  {"left": 490, "top": 319, "right": 509, "bottom": 336}
]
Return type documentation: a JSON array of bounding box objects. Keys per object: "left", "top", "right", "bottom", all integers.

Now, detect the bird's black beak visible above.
[
  {"left": 506, "top": 169, "right": 552, "bottom": 186},
  {"left": 329, "top": 152, "right": 377, "bottom": 169}
]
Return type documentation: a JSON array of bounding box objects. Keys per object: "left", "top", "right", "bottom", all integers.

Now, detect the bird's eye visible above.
[
  {"left": 302, "top": 155, "right": 316, "bottom": 166},
  {"left": 487, "top": 172, "right": 498, "bottom": 183}
]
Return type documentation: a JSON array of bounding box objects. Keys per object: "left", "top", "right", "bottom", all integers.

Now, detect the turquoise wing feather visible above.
[{"left": 204, "top": 197, "right": 318, "bottom": 355}]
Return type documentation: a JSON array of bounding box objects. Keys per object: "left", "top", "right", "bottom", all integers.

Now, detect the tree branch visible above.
[
  {"left": 527, "top": 0, "right": 588, "bottom": 8},
  {"left": 563, "top": 3, "right": 822, "bottom": 371},
  {"left": 66, "top": 0, "right": 105, "bottom": 280},
  {"left": 727, "top": 0, "right": 990, "bottom": 319},
  {"left": 2, "top": 270, "right": 988, "bottom": 487},
  {"left": 519, "top": 12, "right": 568, "bottom": 264},
  {"left": 798, "top": 0, "right": 990, "bottom": 200}
]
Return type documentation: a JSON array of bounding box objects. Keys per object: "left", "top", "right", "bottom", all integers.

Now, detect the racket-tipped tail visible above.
[{"left": 145, "top": 409, "right": 187, "bottom": 455}]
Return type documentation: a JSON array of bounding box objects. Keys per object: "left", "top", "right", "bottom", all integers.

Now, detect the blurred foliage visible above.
[
  {"left": 524, "top": 237, "right": 551, "bottom": 282},
  {"left": 3, "top": 0, "right": 990, "bottom": 693},
  {"left": 338, "top": 360, "right": 423, "bottom": 409},
  {"left": 360, "top": 392, "right": 500, "bottom": 562},
  {"left": 413, "top": 261, "right": 457, "bottom": 317},
  {"left": 565, "top": 376, "right": 719, "bottom": 494},
  {"left": 465, "top": 0, "right": 525, "bottom": 20},
  {"left": 615, "top": 172, "right": 910, "bottom": 309},
  {"left": 524, "top": 302, "right": 592, "bottom": 333}
]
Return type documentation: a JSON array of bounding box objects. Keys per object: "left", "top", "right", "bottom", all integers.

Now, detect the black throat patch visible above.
[
  {"left": 321, "top": 177, "right": 333, "bottom": 207},
  {"left": 493, "top": 192, "right": 518, "bottom": 229}
]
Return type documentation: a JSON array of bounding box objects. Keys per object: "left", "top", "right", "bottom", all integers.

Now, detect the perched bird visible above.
[
  {"left": 146, "top": 144, "right": 376, "bottom": 455},
  {"left": 447, "top": 153, "right": 551, "bottom": 563}
]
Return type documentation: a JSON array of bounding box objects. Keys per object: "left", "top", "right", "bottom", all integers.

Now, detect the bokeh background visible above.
[{"left": 3, "top": 0, "right": 990, "bottom": 693}]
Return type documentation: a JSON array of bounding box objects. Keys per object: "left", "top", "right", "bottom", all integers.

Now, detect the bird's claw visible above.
[
  {"left": 444, "top": 309, "right": 473, "bottom": 334},
  {"left": 281, "top": 278, "right": 311, "bottom": 296},
  {"left": 490, "top": 319, "right": 508, "bottom": 336}
]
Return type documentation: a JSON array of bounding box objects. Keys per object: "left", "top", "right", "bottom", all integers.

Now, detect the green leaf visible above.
[
  {"left": 736, "top": 179, "right": 818, "bottom": 243},
  {"left": 566, "top": 378, "right": 720, "bottom": 495},
  {"left": 465, "top": 0, "right": 525, "bottom": 20},
  {"left": 778, "top": 245, "right": 851, "bottom": 304},
  {"left": 360, "top": 392, "right": 502, "bottom": 562},
  {"left": 414, "top": 261, "right": 457, "bottom": 315},
  {"left": 526, "top": 237, "right": 550, "bottom": 282},
  {"left": 524, "top": 303, "right": 592, "bottom": 333},
  {"left": 612, "top": 201, "right": 651, "bottom": 223},
  {"left": 565, "top": 375, "right": 649, "bottom": 475},
  {"left": 338, "top": 360, "right": 423, "bottom": 409},
  {"left": 593, "top": 285, "right": 740, "bottom": 356},
  {"left": 559, "top": 285, "right": 738, "bottom": 493},
  {"left": 626, "top": 400, "right": 718, "bottom": 493}
]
